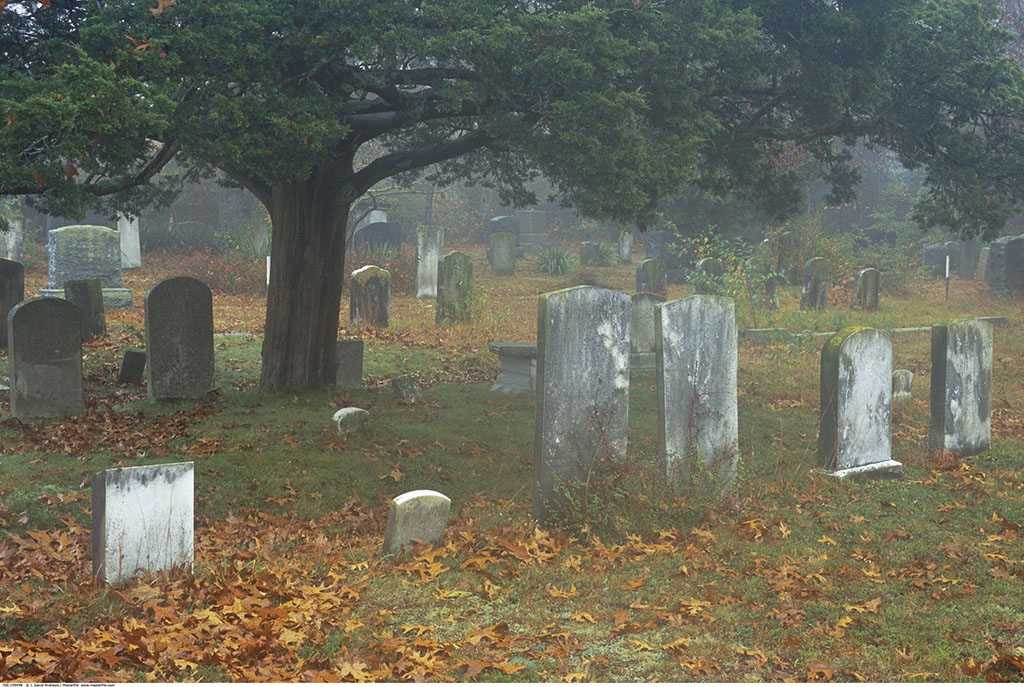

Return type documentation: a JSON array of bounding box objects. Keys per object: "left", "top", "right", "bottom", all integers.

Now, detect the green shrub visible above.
[{"left": 535, "top": 246, "right": 573, "bottom": 275}]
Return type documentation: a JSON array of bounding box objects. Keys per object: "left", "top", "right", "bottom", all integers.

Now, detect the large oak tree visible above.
[{"left": 4, "top": 0, "right": 1024, "bottom": 389}]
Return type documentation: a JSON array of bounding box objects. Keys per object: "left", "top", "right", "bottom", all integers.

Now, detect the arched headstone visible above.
[
  {"left": 145, "top": 277, "right": 214, "bottom": 401},
  {"left": 8, "top": 297, "right": 84, "bottom": 418}
]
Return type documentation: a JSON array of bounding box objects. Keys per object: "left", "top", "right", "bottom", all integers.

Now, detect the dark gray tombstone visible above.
[
  {"left": 534, "top": 286, "right": 631, "bottom": 523},
  {"left": 958, "top": 239, "right": 978, "bottom": 280},
  {"left": 350, "top": 221, "right": 403, "bottom": 250},
  {"left": 391, "top": 374, "right": 421, "bottom": 403},
  {"left": 694, "top": 257, "right": 725, "bottom": 295},
  {"left": 515, "top": 209, "right": 548, "bottom": 253},
  {"left": 976, "top": 246, "right": 990, "bottom": 282},
  {"left": 984, "top": 235, "right": 1024, "bottom": 298},
  {"left": 580, "top": 241, "right": 601, "bottom": 266},
  {"left": 488, "top": 215, "right": 519, "bottom": 235},
  {"left": 64, "top": 278, "right": 106, "bottom": 339},
  {"left": 930, "top": 319, "right": 993, "bottom": 457},
  {"left": 0, "top": 258, "right": 24, "bottom": 349},
  {"left": 8, "top": 297, "right": 84, "bottom": 418},
  {"left": 800, "top": 257, "right": 830, "bottom": 310},
  {"left": 922, "top": 244, "right": 947, "bottom": 277},
  {"left": 636, "top": 259, "right": 668, "bottom": 298},
  {"left": 775, "top": 231, "right": 801, "bottom": 285},
  {"left": 643, "top": 230, "right": 687, "bottom": 283},
  {"left": 436, "top": 251, "right": 473, "bottom": 325},
  {"left": 144, "top": 277, "right": 214, "bottom": 401},
  {"left": 336, "top": 339, "right": 364, "bottom": 389},
  {"left": 415, "top": 225, "right": 444, "bottom": 299},
  {"left": 944, "top": 241, "right": 959, "bottom": 272},
  {"left": 349, "top": 265, "right": 390, "bottom": 327},
  {"left": 851, "top": 267, "right": 881, "bottom": 311},
  {"left": 40, "top": 225, "right": 132, "bottom": 307},
  {"left": 489, "top": 232, "right": 516, "bottom": 276},
  {"left": 118, "top": 349, "right": 147, "bottom": 383}
]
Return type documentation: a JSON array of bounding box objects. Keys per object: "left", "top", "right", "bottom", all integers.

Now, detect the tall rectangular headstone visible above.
[
  {"left": 976, "top": 246, "right": 990, "bottom": 282},
  {"left": 40, "top": 225, "right": 132, "bottom": 307},
  {"left": 775, "top": 231, "right": 801, "bottom": 285},
  {"left": 145, "top": 277, "right": 214, "bottom": 401},
  {"left": 958, "top": 239, "right": 978, "bottom": 280},
  {"left": 415, "top": 225, "right": 444, "bottom": 299},
  {"left": 489, "top": 232, "right": 516, "bottom": 276},
  {"left": 922, "top": 244, "right": 947, "bottom": 277},
  {"left": 636, "top": 259, "right": 668, "bottom": 298},
  {"left": 436, "top": 251, "right": 473, "bottom": 325},
  {"left": 534, "top": 287, "right": 631, "bottom": 523},
  {"left": 0, "top": 258, "right": 24, "bottom": 349},
  {"left": 515, "top": 209, "right": 548, "bottom": 253},
  {"left": 0, "top": 217, "right": 24, "bottom": 263},
  {"left": 336, "top": 339, "right": 364, "bottom": 389},
  {"left": 64, "top": 278, "right": 106, "bottom": 339},
  {"left": 656, "top": 295, "right": 738, "bottom": 491},
  {"left": 117, "top": 214, "right": 142, "bottom": 269},
  {"left": 349, "top": 265, "right": 391, "bottom": 327},
  {"left": 618, "top": 231, "right": 632, "bottom": 264},
  {"left": 92, "top": 462, "right": 194, "bottom": 586},
  {"left": 818, "top": 327, "right": 902, "bottom": 478},
  {"left": 8, "top": 297, "right": 84, "bottom": 418},
  {"left": 630, "top": 292, "right": 661, "bottom": 370},
  {"left": 800, "top": 257, "right": 830, "bottom": 310},
  {"left": 930, "top": 319, "right": 993, "bottom": 457}
]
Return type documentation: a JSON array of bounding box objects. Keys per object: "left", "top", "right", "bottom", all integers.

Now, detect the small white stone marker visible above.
[
  {"left": 333, "top": 407, "right": 369, "bottom": 435},
  {"left": 92, "top": 462, "right": 194, "bottom": 586},
  {"left": 382, "top": 489, "right": 451, "bottom": 555}
]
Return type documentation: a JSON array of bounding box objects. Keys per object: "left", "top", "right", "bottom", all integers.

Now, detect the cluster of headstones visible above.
[
  {"left": 923, "top": 236, "right": 1024, "bottom": 298},
  {"left": 532, "top": 285, "right": 994, "bottom": 520}
]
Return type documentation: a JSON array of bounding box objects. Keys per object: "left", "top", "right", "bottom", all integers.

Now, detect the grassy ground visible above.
[{"left": 1, "top": 246, "right": 1023, "bottom": 681}]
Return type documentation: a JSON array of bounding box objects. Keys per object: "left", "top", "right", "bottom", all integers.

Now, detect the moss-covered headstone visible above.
[
  {"left": 40, "top": 225, "right": 132, "bottom": 307},
  {"left": 349, "top": 265, "right": 390, "bottom": 327},
  {"left": 436, "top": 251, "right": 473, "bottom": 325}
]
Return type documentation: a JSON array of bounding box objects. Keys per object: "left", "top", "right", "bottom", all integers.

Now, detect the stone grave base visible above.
[
  {"left": 488, "top": 342, "right": 537, "bottom": 394},
  {"left": 39, "top": 287, "right": 132, "bottom": 308},
  {"left": 814, "top": 459, "right": 903, "bottom": 480}
]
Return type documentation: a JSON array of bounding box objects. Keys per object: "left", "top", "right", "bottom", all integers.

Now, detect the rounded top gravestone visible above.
[
  {"left": 145, "top": 276, "right": 214, "bottom": 401},
  {"left": 8, "top": 296, "right": 85, "bottom": 418}
]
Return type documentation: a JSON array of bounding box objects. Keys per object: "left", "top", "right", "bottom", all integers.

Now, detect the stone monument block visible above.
[
  {"left": 643, "top": 230, "right": 687, "bottom": 283},
  {"left": 0, "top": 258, "right": 24, "bottom": 349},
  {"left": 336, "top": 339, "right": 364, "bottom": 389},
  {"left": 415, "top": 225, "right": 444, "bottom": 299},
  {"left": 391, "top": 374, "right": 421, "bottom": 403},
  {"left": 488, "top": 341, "right": 537, "bottom": 394},
  {"left": 656, "top": 295, "right": 738, "bottom": 491},
  {"left": 41, "top": 225, "right": 132, "bottom": 307},
  {"left": 930, "top": 319, "right": 993, "bottom": 457},
  {"left": 944, "top": 241, "right": 959, "bottom": 271},
  {"left": 636, "top": 259, "right": 668, "bottom": 298},
  {"left": 64, "top": 278, "right": 106, "bottom": 339},
  {"left": 630, "top": 292, "right": 661, "bottom": 370},
  {"left": 892, "top": 369, "right": 913, "bottom": 402},
  {"left": 436, "top": 251, "right": 473, "bottom": 325},
  {"left": 818, "top": 327, "right": 902, "bottom": 479},
  {"left": 117, "top": 214, "right": 142, "bottom": 270},
  {"left": 92, "top": 462, "right": 194, "bottom": 586},
  {"left": 145, "top": 277, "right": 214, "bottom": 401},
  {"left": 489, "top": 232, "right": 516, "bottom": 276},
  {"left": 851, "top": 267, "right": 880, "bottom": 311},
  {"left": 381, "top": 489, "right": 452, "bottom": 555},
  {"left": 800, "top": 257, "right": 830, "bottom": 310},
  {"left": 534, "top": 287, "right": 631, "bottom": 523},
  {"left": 984, "top": 235, "right": 1024, "bottom": 298},
  {"left": 349, "top": 265, "right": 390, "bottom": 327},
  {"left": 1, "top": 217, "right": 24, "bottom": 262},
  {"left": 8, "top": 297, "right": 84, "bottom": 418},
  {"left": 118, "top": 349, "right": 147, "bottom": 383},
  {"left": 515, "top": 209, "right": 549, "bottom": 254}
]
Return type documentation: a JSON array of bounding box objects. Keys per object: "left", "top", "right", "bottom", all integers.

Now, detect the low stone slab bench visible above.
[{"left": 488, "top": 341, "right": 537, "bottom": 394}]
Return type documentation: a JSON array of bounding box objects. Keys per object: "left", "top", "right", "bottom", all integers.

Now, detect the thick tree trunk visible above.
[{"left": 259, "top": 178, "right": 348, "bottom": 390}]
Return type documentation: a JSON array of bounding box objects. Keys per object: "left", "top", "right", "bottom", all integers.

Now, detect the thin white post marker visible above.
[
  {"left": 945, "top": 254, "right": 950, "bottom": 302},
  {"left": 266, "top": 256, "right": 271, "bottom": 286}
]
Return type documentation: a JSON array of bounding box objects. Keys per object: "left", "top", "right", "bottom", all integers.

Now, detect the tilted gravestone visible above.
[
  {"left": 657, "top": 295, "right": 738, "bottom": 491},
  {"left": 694, "top": 257, "right": 725, "bottom": 295},
  {"left": 0, "top": 258, "right": 24, "bottom": 349},
  {"left": 851, "top": 267, "right": 881, "bottom": 311},
  {"left": 976, "top": 246, "right": 990, "bottom": 282},
  {"left": 333, "top": 407, "right": 369, "bottom": 436},
  {"left": 618, "top": 231, "right": 632, "bottom": 264},
  {"left": 800, "top": 257, "right": 830, "bottom": 310},
  {"left": 382, "top": 489, "right": 452, "bottom": 555},
  {"left": 116, "top": 214, "right": 142, "bottom": 270},
  {"left": 145, "top": 277, "right": 214, "bottom": 401},
  {"left": 534, "top": 286, "right": 631, "bottom": 523},
  {"left": 92, "top": 462, "right": 193, "bottom": 586},
  {"left": 636, "top": 259, "right": 668, "bottom": 298},
  {"left": 392, "top": 374, "right": 421, "bottom": 403},
  {"left": 64, "top": 278, "right": 106, "bottom": 339},
  {"left": 39, "top": 225, "right": 132, "bottom": 307},
  {"left": 336, "top": 339, "right": 364, "bottom": 389},
  {"left": 892, "top": 369, "right": 913, "bottom": 402},
  {"left": 436, "top": 251, "right": 473, "bottom": 325},
  {"left": 818, "top": 327, "right": 902, "bottom": 479},
  {"left": 930, "top": 319, "right": 993, "bottom": 457},
  {"left": 8, "top": 297, "right": 84, "bottom": 418},
  {"left": 489, "top": 232, "right": 516, "bottom": 276},
  {"left": 415, "top": 225, "right": 444, "bottom": 299},
  {"left": 958, "top": 239, "right": 978, "bottom": 280},
  {"left": 922, "top": 244, "right": 947, "bottom": 277},
  {"left": 118, "top": 349, "right": 147, "bottom": 383},
  {"left": 630, "top": 292, "right": 661, "bottom": 371},
  {"left": 349, "top": 265, "right": 390, "bottom": 327},
  {"left": 1, "top": 217, "right": 24, "bottom": 262}
]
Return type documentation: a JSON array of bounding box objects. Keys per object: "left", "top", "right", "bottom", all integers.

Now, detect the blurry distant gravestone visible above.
[
  {"left": 818, "top": 327, "right": 902, "bottom": 478},
  {"left": 39, "top": 225, "right": 132, "bottom": 307},
  {"left": 983, "top": 235, "right": 1024, "bottom": 298},
  {"left": 515, "top": 209, "right": 548, "bottom": 254},
  {"left": 0, "top": 258, "right": 24, "bottom": 349},
  {"left": 943, "top": 241, "right": 959, "bottom": 272},
  {"left": 800, "top": 257, "right": 830, "bottom": 310},
  {"left": 630, "top": 292, "right": 661, "bottom": 371},
  {"left": 415, "top": 225, "right": 444, "bottom": 299},
  {"left": 488, "top": 215, "right": 518, "bottom": 236},
  {"left": 851, "top": 267, "right": 880, "bottom": 311},
  {"left": 436, "top": 251, "right": 473, "bottom": 325},
  {"left": 92, "top": 462, "right": 193, "bottom": 586},
  {"left": 8, "top": 297, "right": 84, "bottom": 418},
  {"left": 657, "top": 295, "right": 738, "bottom": 491},
  {"left": 333, "top": 407, "right": 369, "bottom": 436},
  {"left": 922, "top": 244, "right": 947, "bottom": 277},
  {"left": 64, "top": 278, "right": 106, "bottom": 339},
  {"left": 976, "top": 246, "right": 990, "bottom": 282},
  {"left": 489, "top": 232, "right": 516, "bottom": 276},
  {"left": 618, "top": 231, "right": 632, "bottom": 263},
  {"left": 694, "top": 257, "right": 724, "bottom": 295},
  {"left": 892, "top": 369, "right": 913, "bottom": 402},
  {"left": 336, "top": 339, "right": 364, "bottom": 389},
  {"left": 349, "top": 265, "right": 390, "bottom": 327},
  {"left": 118, "top": 349, "right": 147, "bottom": 383},
  {"left": 579, "top": 241, "right": 601, "bottom": 266},
  {"left": 534, "top": 286, "right": 631, "bottom": 523},
  {"left": 350, "top": 221, "right": 403, "bottom": 250},
  {"left": 958, "top": 239, "right": 978, "bottom": 280},
  {"left": 145, "top": 277, "right": 214, "bottom": 401},
  {"left": 1, "top": 217, "right": 24, "bottom": 262},
  {"left": 643, "top": 230, "right": 687, "bottom": 283},
  {"left": 636, "top": 259, "right": 668, "bottom": 298},
  {"left": 116, "top": 214, "right": 142, "bottom": 269},
  {"left": 930, "top": 319, "right": 993, "bottom": 457},
  {"left": 382, "top": 489, "right": 452, "bottom": 555},
  {"left": 391, "top": 374, "right": 421, "bottom": 403},
  {"left": 775, "top": 231, "right": 801, "bottom": 285}
]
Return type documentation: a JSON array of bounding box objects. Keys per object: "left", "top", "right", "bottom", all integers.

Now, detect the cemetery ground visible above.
[{"left": 1, "top": 245, "right": 1024, "bottom": 682}]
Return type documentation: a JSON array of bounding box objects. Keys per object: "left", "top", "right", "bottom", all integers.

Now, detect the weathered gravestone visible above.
[
  {"left": 958, "top": 239, "right": 978, "bottom": 280},
  {"left": 8, "top": 297, "right": 84, "bottom": 418},
  {"left": 381, "top": 489, "right": 452, "bottom": 555},
  {"left": 800, "top": 257, "right": 830, "bottom": 310},
  {"left": 851, "top": 267, "right": 881, "bottom": 311},
  {"left": 534, "top": 287, "right": 631, "bottom": 523},
  {"left": 1, "top": 217, "right": 24, "bottom": 262},
  {"left": 657, "top": 295, "right": 738, "bottom": 491},
  {"left": 145, "top": 277, "right": 214, "bottom": 401},
  {"left": 336, "top": 339, "right": 364, "bottom": 389},
  {"left": 92, "top": 462, "right": 193, "bottom": 586},
  {"left": 976, "top": 246, "right": 991, "bottom": 282},
  {"left": 40, "top": 225, "right": 132, "bottom": 307},
  {"left": 893, "top": 369, "right": 914, "bottom": 402},
  {"left": 118, "top": 349, "right": 147, "bottom": 383},
  {"left": 818, "top": 327, "right": 902, "bottom": 479},
  {"left": 488, "top": 215, "right": 518, "bottom": 236},
  {"left": 392, "top": 374, "right": 421, "bottom": 403},
  {"left": 643, "top": 230, "right": 687, "bottom": 283},
  {"left": 349, "top": 265, "right": 390, "bottom": 327},
  {"left": 515, "top": 209, "right": 549, "bottom": 254},
  {"left": 922, "top": 244, "right": 948, "bottom": 277},
  {"left": 579, "top": 241, "right": 601, "bottom": 266},
  {"left": 64, "top": 278, "right": 106, "bottom": 339},
  {"left": 333, "top": 407, "right": 369, "bottom": 436},
  {"left": 489, "top": 232, "right": 516, "bottom": 276},
  {"left": 630, "top": 292, "right": 661, "bottom": 371},
  {"left": 415, "top": 225, "right": 444, "bottom": 299},
  {"left": 618, "top": 231, "right": 632, "bottom": 264},
  {"left": 436, "top": 251, "right": 473, "bottom": 325},
  {"left": 116, "top": 214, "right": 142, "bottom": 270},
  {"left": 930, "top": 319, "right": 993, "bottom": 457},
  {"left": 983, "top": 235, "right": 1024, "bottom": 298},
  {"left": 694, "top": 257, "right": 725, "bottom": 295},
  {"left": 636, "top": 259, "right": 668, "bottom": 298},
  {"left": 0, "top": 258, "right": 24, "bottom": 349},
  {"left": 775, "top": 231, "right": 801, "bottom": 285}
]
